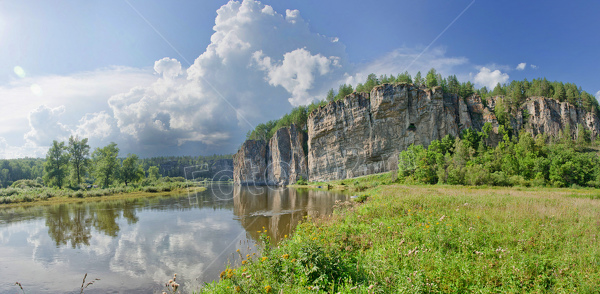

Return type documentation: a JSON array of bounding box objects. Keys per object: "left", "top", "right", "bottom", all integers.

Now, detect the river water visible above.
[{"left": 0, "top": 185, "right": 348, "bottom": 293}]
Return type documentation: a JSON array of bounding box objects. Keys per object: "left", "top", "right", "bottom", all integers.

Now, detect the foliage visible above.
[
  {"left": 397, "top": 127, "right": 600, "bottom": 188},
  {"left": 148, "top": 166, "right": 161, "bottom": 181},
  {"left": 119, "top": 154, "right": 145, "bottom": 186},
  {"left": 67, "top": 136, "right": 91, "bottom": 186},
  {"left": 92, "top": 142, "right": 120, "bottom": 188},
  {"left": 202, "top": 184, "right": 600, "bottom": 293},
  {"left": 43, "top": 140, "right": 69, "bottom": 188}
]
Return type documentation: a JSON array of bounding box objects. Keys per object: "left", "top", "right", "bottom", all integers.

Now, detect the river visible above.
[{"left": 0, "top": 185, "right": 348, "bottom": 293}]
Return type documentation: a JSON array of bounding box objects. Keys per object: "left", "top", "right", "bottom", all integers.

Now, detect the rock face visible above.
[
  {"left": 308, "top": 84, "right": 473, "bottom": 182},
  {"left": 233, "top": 125, "right": 308, "bottom": 186},
  {"left": 234, "top": 84, "right": 600, "bottom": 184}
]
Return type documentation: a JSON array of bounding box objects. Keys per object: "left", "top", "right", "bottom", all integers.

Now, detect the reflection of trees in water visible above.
[
  {"left": 232, "top": 187, "right": 348, "bottom": 244},
  {"left": 45, "top": 200, "right": 140, "bottom": 248}
]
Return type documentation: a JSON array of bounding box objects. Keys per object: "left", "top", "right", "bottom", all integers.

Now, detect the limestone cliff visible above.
[
  {"left": 308, "top": 84, "right": 473, "bottom": 181},
  {"left": 233, "top": 124, "right": 308, "bottom": 186},
  {"left": 234, "top": 84, "right": 600, "bottom": 184}
]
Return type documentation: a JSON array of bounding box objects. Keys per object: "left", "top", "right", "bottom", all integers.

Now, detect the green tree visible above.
[
  {"left": 67, "top": 136, "right": 90, "bottom": 186},
  {"left": 396, "top": 71, "right": 412, "bottom": 84},
  {"left": 363, "top": 73, "right": 379, "bottom": 93},
  {"left": 426, "top": 68, "right": 438, "bottom": 88},
  {"left": 119, "top": 154, "right": 144, "bottom": 186},
  {"left": 148, "top": 166, "right": 161, "bottom": 181},
  {"left": 553, "top": 82, "right": 566, "bottom": 101},
  {"left": 414, "top": 71, "right": 423, "bottom": 87},
  {"left": 92, "top": 142, "right": 120, "bottom": 188},
  {"left": 326, "top": 88, "right": 335, "bottom": 102},
  {"left": 43, "top": 140, "right": 69, "bottom": 188}
]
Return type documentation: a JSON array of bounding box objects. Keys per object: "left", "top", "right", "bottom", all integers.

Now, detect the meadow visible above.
[{"left": 200, "top": 176, "right": 600, "bottom": 293}]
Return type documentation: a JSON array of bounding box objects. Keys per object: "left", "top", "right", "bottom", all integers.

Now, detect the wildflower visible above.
[
  {"left": 284, "top": 235, "right": 288, "bottom": 238},
  {"left": 236, "top": 249, "right": 240, "bottom": 252},
  {"left": 282, "top": 254, "right": 289, "bottom": 259},
  {"left": 246, "top": 254, "right": 250, "bottom": 258},
  {"left": 261, "top": 256, "right": 268, "bottom": 262},
  {"left": 220, "top": 271, "right": 226, "bottom": 279},
  {"left": 242, "top": 260, "right": 247, "bottom": 265},
  {"left": 264, "top": 285, "right": 272, "bottom": 293},
  {"left": 236, "top": 286, "right": 241, "bottom": 292},
  {"left": 291, "top": 258, "right": 296, "bottom": 262}
]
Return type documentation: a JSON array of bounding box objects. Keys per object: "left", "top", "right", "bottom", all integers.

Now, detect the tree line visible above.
[
  {"left": 1, "top": 145, "right": 232, "bottom": 188},
  {"left": 246, "top": 68, "right": 599, "bottom": 143},
  {"left": 43, "top": 137, "right": 148, "bottom": 189}
]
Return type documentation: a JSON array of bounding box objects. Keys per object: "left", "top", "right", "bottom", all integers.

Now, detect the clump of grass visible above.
[{"left": 201, "top": 185, "right": 600, "bottom": 293}]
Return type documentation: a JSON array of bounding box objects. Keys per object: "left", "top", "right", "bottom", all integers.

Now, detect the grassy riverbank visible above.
[
  {"left": 0, "top": 183, "right": 207, "bottom": 208},
  {"left": 200, "top": 175, "right": 600, "bottom": 293}
]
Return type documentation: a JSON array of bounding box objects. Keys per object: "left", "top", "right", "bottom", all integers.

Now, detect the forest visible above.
[
  {"left": 398, "top": 125, "right": 600, "bottom": 188},
  {"left": 0, "top": 138, "right": 232, "bottom": 189}
]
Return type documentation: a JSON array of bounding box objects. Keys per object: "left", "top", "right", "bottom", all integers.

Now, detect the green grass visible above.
[{"left": 200, "top": 182, "right": 600, "bottom": 293}]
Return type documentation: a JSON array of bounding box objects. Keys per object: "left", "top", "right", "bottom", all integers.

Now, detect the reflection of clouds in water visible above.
[
  {"left": 107, "top": 208, "right": 245, "bottom": 287},
  {"left": 0, "top": 187, "right": 348, "bottom": 293}
]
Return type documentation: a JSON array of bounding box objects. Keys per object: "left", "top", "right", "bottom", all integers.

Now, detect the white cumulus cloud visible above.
[
  {"left": 516, "top": 62, "right": 526, "bottom": 70},
  {"left": 24, "top": 105, "right": 71, "bottom": 145},
  {"left": 474, "top": 67, "right": 509, "bottom": 90}
]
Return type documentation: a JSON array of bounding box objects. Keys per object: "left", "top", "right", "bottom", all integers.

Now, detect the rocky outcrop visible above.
[
  {"left": 234, "top": 84, "right": 600, "bottom": 184},
  {"left": 233, "top": 140, "right": 269, "bottom": 185},
  {"left": 519, "top": 97, "right": 600, "bottom": 138},
  {"left": 267, "top": 124, "right": 309, "bottom": 186},
  {"left": 308, "top": 84, "right": 473, "bottom": 182},
  {"left": 233, "top": 125, "right": 308, "bottom": 186}
]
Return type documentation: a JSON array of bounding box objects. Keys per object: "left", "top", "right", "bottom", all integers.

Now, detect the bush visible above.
[{"left": 296, "top": 176, "right": 307, "bottom": 185}]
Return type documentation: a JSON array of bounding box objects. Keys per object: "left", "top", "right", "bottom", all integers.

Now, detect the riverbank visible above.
[
  {"left": 201, "top": 176, "right": 600, "bottom": 293},
  {"left": 0, "top": 185, "right": 207, "bottom": 208}
]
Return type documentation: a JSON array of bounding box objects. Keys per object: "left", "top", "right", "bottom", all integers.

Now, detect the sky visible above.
[{"left": 0, "top": 0, "right": 599, "bottom": 159}]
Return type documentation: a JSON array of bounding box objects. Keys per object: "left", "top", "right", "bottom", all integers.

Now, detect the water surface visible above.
[{"left": 0, "top": 185, "right": 348, "bottom": 293}]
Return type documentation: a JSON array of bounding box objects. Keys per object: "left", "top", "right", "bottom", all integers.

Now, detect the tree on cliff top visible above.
[{"left": 426, "top": 68, "right": 438, "bottom": 88}]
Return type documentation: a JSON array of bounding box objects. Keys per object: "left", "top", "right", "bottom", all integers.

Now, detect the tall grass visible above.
[{"left": 200, "top": 184, "right": 600, "bottom": 293}]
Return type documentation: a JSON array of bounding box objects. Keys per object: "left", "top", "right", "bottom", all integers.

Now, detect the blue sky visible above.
[{"left": 0, "top": 0, "right": 598, "bottom": 158}]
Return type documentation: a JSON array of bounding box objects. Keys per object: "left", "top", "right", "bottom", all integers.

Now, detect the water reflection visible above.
[
  {"left": 44, "top": 201, "right": 140, "bottom": 248},
  {"left": 0, "top": 186, "right": 347, "bottom": 293},
  {"left": 234, "top": 186, "right": 348, "bottom": 243}
]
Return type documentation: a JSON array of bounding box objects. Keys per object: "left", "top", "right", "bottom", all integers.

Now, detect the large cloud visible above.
[
  {"left": 1, "top": 0, "right": 492, "bottom": 158},
  {"left": 105, "top": 0, "right": 348, "bottom": 156},
  {"left": 24, "top": 105, "right": 71, "bottom": 145}
]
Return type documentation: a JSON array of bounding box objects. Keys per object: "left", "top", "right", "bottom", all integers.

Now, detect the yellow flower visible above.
[
  {"left": 246, "top": 254, "right": 250, "bottom": 258},
  {"left": 261, "top": 256, "right": 268, "bottom": 262},
  {"left": 282, "top": 254, "right": 289, "bottom": 259},
  {"left": 242, "top": 260, "right": 247, "bottom": 265},
  {"left": 264, "top": 285, "right": 272, "bottom": 293},
  {"left": 284, "top": 235, "right": 288, "bottom": 238},
  {"left": 291, "top": 258, "right": 296, "bottom": 262},
  {"left": 236, "top": 286, "right": 241, "bottom": 292}
]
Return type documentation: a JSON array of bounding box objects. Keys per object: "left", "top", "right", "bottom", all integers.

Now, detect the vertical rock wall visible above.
[
  {"left": 307, "top": 84, "right": 473, "bottom": 182},
  {"left": 233, "top": 124, "right": 308, "bottom": 186},
  {"left": 234, "top": 84, "right": 600, "bottom": 184}
]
